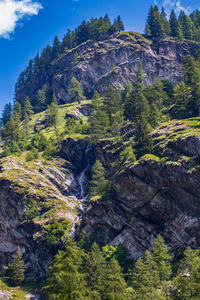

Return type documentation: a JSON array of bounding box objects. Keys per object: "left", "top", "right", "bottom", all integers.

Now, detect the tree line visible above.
[
  {"left": 15, "top": 14, "right": 124, "bottom": 98},
  {"left": 146, "top": 5, "right": 200, "bottom": 43},
  {"left": 6, "top": 234, "right": 200, "bottom": 299},
  {"left": 2, "top": 56, "right": 200, "bottom": 160}
]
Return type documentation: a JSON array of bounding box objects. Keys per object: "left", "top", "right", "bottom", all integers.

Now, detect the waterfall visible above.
[
  {"left": 79, "top": 166, "right": 88, "bottom": 200},
  {"left": 78, "top": 142, "right": 93, "bottom": 201},
  {"left": 69, "top": 143, "right": 93, "bottom": 237}
]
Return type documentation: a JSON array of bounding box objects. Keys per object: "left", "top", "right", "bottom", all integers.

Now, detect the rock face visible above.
[
  {"left": 61, "top": 120, "right": 200, "bottom": 260},
  {"left": 0, "top": 157, "right": 81, "bottom": 281},
  {"left": 1, "top": 119, "right": 200, "bottom": 278},
  {"left": 16, "top": 32, "right": 196, "bottom": 103}
]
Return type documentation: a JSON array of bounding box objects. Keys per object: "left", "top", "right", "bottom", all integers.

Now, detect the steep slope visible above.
[
  {"left": 0, "top": 157, "right": 82, "bottom": 281},
  {"left": 60, "top": 119, "right": 200, "bottom": 260},
  {"left": 1, "top": 117, "right": 200, "bottom": 279},
  {"left": 16, "top": 32, "right": 197, "bottom": 103}
]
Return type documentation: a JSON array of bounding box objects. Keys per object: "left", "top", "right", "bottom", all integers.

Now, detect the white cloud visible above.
[
  {"left": 0, "top": 0, "right": 42, "bottom": 38},
  {"left": 159, "top": 0, "right": 191, "bottom": 16}
]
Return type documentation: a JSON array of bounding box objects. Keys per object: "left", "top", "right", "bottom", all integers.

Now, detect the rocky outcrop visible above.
[
  {"left": 0, "top": 157, "right": 80, "bottom": 282},
  {"left": 1, "top": 119, "right": 200, "bottom": 277},
  {"left": 66, "top": 120, "right": 200, "bottom": 260},
  {"left": 16, "top": 33, "right": 197, "bottom": 103}
]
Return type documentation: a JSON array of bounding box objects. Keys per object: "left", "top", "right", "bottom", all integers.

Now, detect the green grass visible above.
[
  {"left": 27, "top": 100, "right": 92, "bottom": 140},
  {"left": 153, "top": 117, "right": 200, "bottom": 150}
]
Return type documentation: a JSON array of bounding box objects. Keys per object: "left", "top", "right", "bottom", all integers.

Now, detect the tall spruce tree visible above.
[
  {"left": 135, "top": 113, "right": 153, "bottom": 157},
  {"left": 7, "top": 248, "right": 25, "bottom": 285},
  {"left": 102, "top": 258, "right": 127, "bottom": 300},
  {"left": 170, "top": 10, "right": 182, "bottom": 38},
  {"left": 90, "top": 160, "right": 110, "bottom": 199},
  {"left": 174, "top": 247, "right": 200, "bottom": 299},
  {"left": 44, "top": 239, "right": 88, "bottom": 299},
  {"left": 69, "top": 77, "right": 86, "bottom": 103}
]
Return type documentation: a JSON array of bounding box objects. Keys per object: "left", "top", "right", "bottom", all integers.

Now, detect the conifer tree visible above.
[
  {"left": 102, "top": 258, "right": 127, "bottom": 300},
  {"left": 36, "top": 85, "right": 48, "bottom": 111},
  {"left": 170, "top": 10, "right": 182, "bottom": 38},
  {"left": 23, "top": 97, "right": 33, "bottom": 119},
  {"left": 146, "top": 6, "right": 165, "bottom": 41},
  {"left": 44, "top": 239, "right": 88, "bottom": 299},
  {"left": 171, "top": 81, "right": 191, "bottom": 119},
  {"left": 13, "top": 101, "right": 22, "bottom": 121},
  {"left": 152, "top": 235, "right": 172, "bottom": 282},
  {"left": 135, "top": 114, "right": 153, "bottom": 157},
  {"left": 83, "top": 243, "right": 106, "bottom": 298},
  {"left": 52, "top": 36, "right": 60, "bottom": 59},
  {"left": 90, "top": 160, "right": 110, "bottom": 199},
  {"left": 69, "top": 77, "right": 85, "bottom": 103},
  {"left": 1, "top": 103, "right": 12, "bottom": 126},
  {"left": 149, "top": 103, "right": 160, "bottom": 128},
  {"left": 135, "top": 61, "right": 145, "bottom": 94},
  {"left": 116, "top": 16, "right": 125, "bottom": 32},
  {"left": 7, "top": 248, "right": 25, "bottom": 285},
  {"left": 46, "top": 97, "right": 58, "bottom": 128},
  {"left": 89, "top": 111, "right": 109, "bottom": 142},
  {"left": 103, "top": 85, "right": 121, "bottom": 125},
  {"left": 174, "top": 247, "right": 200, "bottom": 299},
  {"left": 132, "top": 250, "right": 161, "bottom": 299},
  {"left": 184, "top": 56, "right": 200, "bottom": 117}
]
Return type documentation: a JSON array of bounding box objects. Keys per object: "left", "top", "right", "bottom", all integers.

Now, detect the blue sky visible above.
[{"left": 0, "top": 0, "right": 199, "bottom": 114}]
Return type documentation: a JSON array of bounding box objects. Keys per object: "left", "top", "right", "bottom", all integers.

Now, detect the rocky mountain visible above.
[
  {"left": 16, "top": 32, "right": 197, "bottom": 103},
  {"left": 1, "top": 117, "right": 200, "bottom": 282},
  {"left": 62, "top": 119, "right": 200, "bottom": 261}
]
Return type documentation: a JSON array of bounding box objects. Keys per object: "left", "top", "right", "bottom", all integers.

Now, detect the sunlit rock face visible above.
[{"left": 16, "top": 32, "right": 196, "bottom": 103}]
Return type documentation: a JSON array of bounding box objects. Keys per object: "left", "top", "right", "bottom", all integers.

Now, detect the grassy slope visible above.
[{"left": 28, "top": 99, "right": 91, "bottom": 140}]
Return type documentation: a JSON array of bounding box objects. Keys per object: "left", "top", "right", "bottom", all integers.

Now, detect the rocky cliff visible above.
[
  {"left": 16, "top": 32, "right": 197, "bottom": 103},
  {"left": 0, "top": 157, "right": 82, "bottom": 281},
  {"left": 1, "top": 118, "right": 200, "bottom": 280},
  {"left": 60, "top": 119, "right": 200, "bottom": 260}
]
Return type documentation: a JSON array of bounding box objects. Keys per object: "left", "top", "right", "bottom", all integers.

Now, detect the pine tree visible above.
[
  {"left": 36, "top": 85, "right": 48, "bottom": 111},
  {"left": 89, "top": 111, "right": 109, "bottom": 142},
  {"left": 13, "top": 101, "right": 22, "bottom": 121},
  {"left": 184, "top": 56, "right": 200, "bottom": 117},
  {"left": 149, "top": 103, "right": 160, "bottom": 128},
  {"left": 90, "top": 160, "right": 110, "bottom": 199},
  {"left": 103, "top": 85, "right": 121, "bottom": 125},
  {"left": 116, "top": 16, "right": 125, "bottom": 32},
  {"left": 69, "top": 77, "right": 85, "bottom": 103},
  {"left": 102, "top": 258, "right": 127, "bottom": 300},
  {"left": 132, "top": 250, "right": 161, "bottom": 299},
  {"left": 43, "top": 239, "right": 88, "bottom": 299},
  {"left": 124, "top": 92, "right": 150, "bottom": 123},
  {"left": 135, "top": 61, "right": 145, "bottom": 94},
  {"left": 171, "top": 81, "right": 191, "bottom": 119},
  {"left": 152, "top": 235, "right": 172, "bottom": 282},
  {"left": 46, "top": 99, "right": 58, "bottom": 128},
  {"left": 161, "top": 6, "right": 170, "bottom": 35},
  {"left": 7, "top": 248, "right": 25, "bottom": 285},
  {"left": 52, "top": 36, "right": 60, "bottom": 59},
  {"left": 146, "top": 6, "right": 165, "bottom": 41},
  {"left": 135, "top": 114, "right": 153, "bottom": 157},
  {"left": 170, "top": 10, "right": 182, "bottom": 38},
  {"left": 23, "top": 97, "right": 33, "bottom": 119},
  {"left": 1, "top": 103, "right": 12, "bottom": 126},
  {"left": 83, "top": 243, "right": 106, "bottom": 298},
  {"left": 174, "top": 247, "right": 200, "bottom": 299}
]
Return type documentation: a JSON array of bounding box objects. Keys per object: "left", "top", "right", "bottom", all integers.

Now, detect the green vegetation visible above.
[
  {"left": 145, "top": 5, "right": 200, "bottom": 43},
  {"left": 15, "top": 14, "right": 124, "bottom": 108},
  {"left": 41, "top": 234, "right": 200, "bottom": 299},
  {"left": 7, "top": 248, "right": 25, "bottom": 285},
  {"left": 2, "top": 6, "right": 200, "bottom": 299},
  {"left": 90, "top": 160, "right": 111, "bottom": 201}
]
